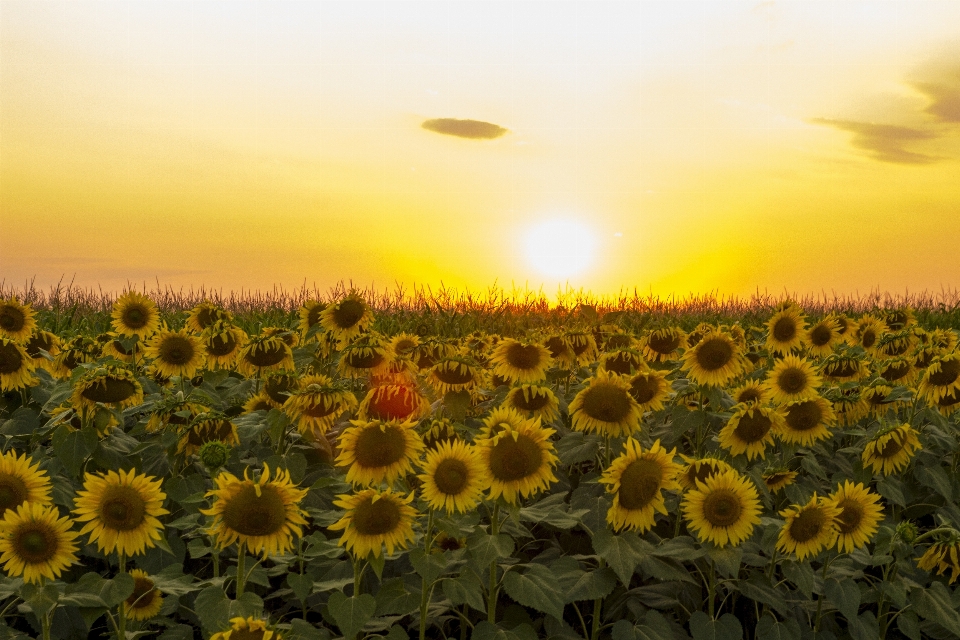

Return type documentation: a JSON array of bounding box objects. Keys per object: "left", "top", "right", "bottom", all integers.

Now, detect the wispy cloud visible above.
[
  {"left": 809, "top": 118, "right": 941, "bottom": 164},
  {"left": 911, "top": 72, "right": 960, "bottom": 123},
  {"left": 421, "top": 118, "right": 508, "bottom": 140}
]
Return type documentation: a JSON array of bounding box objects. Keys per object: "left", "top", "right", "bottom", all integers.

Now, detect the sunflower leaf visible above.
[
  {"left": 565, "top": 566, "right": 616, "bottom": 603},
  {"left": 287, "top": 573, "right": 313, "bottom": 602},
  {"left": 193, "top": 586, "right": 230, "bottom": 634},
  {"left": 471, "top": 621, "right": 539, "bottom": 640},
  {"left": 825, "top": 578, "right": 861, "bottom": 623},
  {"left": 910, "top": 581, "right": 960, "bottom": 636},
  {"left": 502, "top": 564, "right": 566, "bottom": 620},
  {"left": 98, "top": 571, "right": 135, "bottom": 609},
  {"left": 52, "top": 425, "right": 98, "bottom": 477},
  {"left": 0, "top": 407, "right": 39, "bottom": 436},
  {"left": 443, "top": 571, "right": 487, "bottom": 614},
  {"left": 466, "top": 529, "right": 514, "bottom": 573},
  {"left": 592, "top": 529, "right": 647, "bottom": 587},
  {"left": 688, "top": 611, "right": 743, "bottom": 640},
  {"left": 327, "top": 592, "right": 376, "bottom": 640},
  {"left": 754, "top": 616, "right": 801, "bottom": 640},
  {"left": 915, "top": 465, "right": 954, "bottom": 502}
]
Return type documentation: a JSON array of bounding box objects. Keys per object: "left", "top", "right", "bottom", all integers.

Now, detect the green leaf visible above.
[
  {"left": 612, "top": 612, "right": 680, "bottom": 640},
  {"left": 52, "top": 425, "right": 98, "bottom": 476},
  {"left": 565, "top": 567, "right": 617, "bottom": 603},
  {"left": 466, "top": 529, "right": 514, "bottom": 573},
  {"left": 875, "top": 477, "right": 906, "bottom": 507},
  {"left": 99, "top": 572, "right": 135, "bottom": 609},
  {"left": 825, "top": 578, "right": 861, "bottom": 622},
  {"left": 911, "top": 581, "right": 960, "bottom": 636},
  {"left": 736, "top": 576, "right": 791, "bottom": 617},
  {"left": 194, "top": 586, "right": 231, "bottom": 635},
  {"left": 688, "top": 612, "right": 743, "bottom": 640},
  {"left": 385, "top": 626, "right": 409, "bottom": 640},
  {"left": 579, "top": 305, "right": 599, "bottom": 323},
  {"left": 286, "top": 618, "right": 331, "bottom": 640},
  {"left": 555, "top": 432, "right": 600, "bottom": 465},
  {"left": 229, "top": 592, "right": 264, "bottom": 619},
  {"left": 849, "top": 611, "right": 880, "bottom": 640},
  {"left": 781, "top": 561, "right": 815, "bottom": 599},
  {"left": 375, "top": 578, "right": 420, "bottom": 616},
  {"left": 444, "top": 390, "right": 472, "bottom": 421},
  {"left": 754, "top": 616, "right": 800, "bottom": 640},
  {"left": 651, "top": 536, "right": 704, "bottom": 562},
  {"left": 287, "top": 573, "right": 313, "bottom": 602},
  {"left": 410, "top": 548, "right": 449, "bottom": 585},
  {"left": 19, "top": 582, "right": 60, "bottom": 618},
  {"left": 443, "top": 572, "right": 487, "bottom": 614},
  {"left": 519, "top": 493, "right": 589, "bottom": 530},
  {"left": 705, "top": 545, "right": 741, "bottom": 579},
  {"left": 471, "top": 621, "right": 539, "bottom": 640},
  {"left": 327, "top": 592, "right": 376, "bottom": 640},
  {"left": 639, "top": 555, "right": 697, "bottom": 584},
  {"left": 502, "top": 564, "right": 566, "bottom": 621},
  {"left": 915, "top": 465, "right": 954, "bottom": 502},
  {"left": 0, "top": 407, "right": 39, "bottom": 436},
  {"left": 896, "top": 610, "right": 921, "bottom": 640},
  {"left": 592, "top": 529, "right": 647, "bottom": 586}
]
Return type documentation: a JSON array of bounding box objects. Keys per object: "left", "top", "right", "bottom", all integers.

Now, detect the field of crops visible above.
[{"left": 1, "top": 282, "right": 960, "bottom": 640}]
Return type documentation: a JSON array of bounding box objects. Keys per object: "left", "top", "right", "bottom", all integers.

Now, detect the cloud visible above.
[
  {"left": 421, "top": 118, "right": 508, "bottom": 140},
  {"left": 911, "top": 72, "right": 960, "bottom": 123},
  {"left": 809, "top": 118, "right": 941, "bottom": 164}
]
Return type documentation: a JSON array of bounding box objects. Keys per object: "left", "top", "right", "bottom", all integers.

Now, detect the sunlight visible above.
[{"left": 523, "top": 218, "right": 598, "bottom": 280}]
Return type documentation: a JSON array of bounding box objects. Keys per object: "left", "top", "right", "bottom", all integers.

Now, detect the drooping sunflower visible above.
[
  {"left": 640, "top": 327, "right": 687, "bottom": 363},
  {"left": 568, "top": 369, "right": 643, "bottom": 438},
  {"left": 804, "top": 317, "right": 840, "bottom": 358},
  {"left": 820, "top": 351, "right": 869, "bottom": 383},
  {"left": 762, "top": 468, "right": 798, "bottom": 494},
  {"left": 298, "top": 300, "right": 328, "bottom": 339},
  {"left": 856, "top": 383, "right": 907, "bottom": 420},
  {"left": 682, "top": 470, "right": 762, "bottom": 547},
  {"left": 123, "top": 568, "right": 164, "bottom": 621},
  {"left": 388, "top": 332, "right": 420, "bottom": 357},
  {"left": 0, "top": 338, "right": 37, "bottom": 392},
  {"left": 477, "top": 406, "right": 527, "bottom": 440},
  {"left": 242, "top": 392, "right": 276, "bottom": 414},
  {"left": 876, "top": 356, "right": 916, "bottom": 386},
  {"left": 917, "top": 536, "right": 960, "bottom": 585},
  {"left": 98, "top": 332, "right": 146, "bottom": 363},
  {"left": 0, "top": 451, "right": 52, "bottom": 514},
  {"left": 0, "top": 502, "right": 79, "bottom": 584},
  {"left": 336, "top": 419, "right": 424, "bottom": 487},
  {"left": 883, "top": 307, "right": 915, "bottom": 331},
  {"left": 829, "top": 481, "right": 884, "bottom": 553},
  {"left": 677, "top": 455, "right": 735, "bottom": 491},
  {"left": 766, "top": 305, "right": 807, "bottom": 355},
  {"left": 417, "top": 440, "right": 489, "bottom": 514},
  {"left": 0, "top": 298, "right": 37, "bottom": 342},
  {"left": 765, "top": 355, "right": 822, "bottom": 404},
  {"left": 260, "top": 326, "right": 299, "bottom": 349},
  {"left": 777, "top": 395, "right": 836, "bottom": 447},
  {"left": 145, "top": 330, "right": 205, "bottom": 379},
  {"left": 600, "top": 439, "right": 681, "bottom": 533},
  {"left": 776, "top": 494, "right": 841, "bottom": 561},
  {"left": 917, "top": 352, "right": 960, "bottom": 406},
  {"left": 283, "top": 375, "right": 358, "bottom": 437},
  {"left": 876, "top": 329, "right": 916, "bottom": 359},
  {"left": 626, "top": 369, "right": 671, "bottom": 413},
  {"left": 178, "top": 412, "right": 240, "bottom": 457},
  {"left": 410, "top": 338, "right": 458, "bottom": 371},
  {"left": 542, "top": 334, "right": 575, "bottom": 369},
  {"left": 146, "top": 395, "right": 208, "bottom": 433},
  {"left": 599, "top": 348, "right": 647, "bottom": 376},
  {"left": 328, "top": 488, "right": 417, "bottom": 558},
  {"left": 565, "top": 331, "right": 599, "bottom": 364},
  {"left": 730, "top": 380, "right": 770, "bottom": 405},
  {"left": 261, "top": 370, "right": 302, "bottom": 407},
  {"left": 73, "top": 468, "right": 169, "bottom": 557},
  {"left": 421, "top": 418, "right": 460, "bottom": 450},
  {"left": 202, "top": 463, "right": 308, "bottom": 556},
  {"left": 71, "top": 365, "right": 144, "bottom": 412},
  {"left": 236, "top": 335, "right": 294, "bottom": 377},
  {"left": 357, "top": 384, "right": 430, "bottom": 422},
  {"left": 829, "top": 313, "right": 855, "bottom": 345},
  {"left": 680, "top": 330, "right": 747, "bottom": 387},
  {"left": 854, "top": 316, "right": 887, "bottom": 354},
  {"left": 111, "top": 291, "right": 160, "bottom": 339},
  {"left": 489, "top": 338, "right": 553, "bottom": 385},
  {"left": 338, "top": 334, "right": 394, "bottom": 379},
  {"left": 935, "top": 387, "right": 960, "bottom": 416},
  {"left": 930, "top": 328, "right": 958, "bottom": 351},
  {"left": 23, "top": 330, "right": 61, "bottom": 373},
  {"left": 862, "top": 423, "right": 920, "bottom": 475},
  {"left": 210, "top": 616, "right": 278, "bottom": 640},
  {"left": 718, "top": 404, "right": 785, "bottom": 461},
  {"left": 320, "top": 292, "right": 374, "bottom": 347},
  {"left": 202, "top": 321, "right": 247, "bottom": 368},
  {"left": 503, "top": 384, "right": 560, "bottom": 422},
  {"left": 478, "top": 417, "right": 559, "bottom": 505},
  {"left": 428, "top": 356, "right": 481, "bottom": 395},
  {"left": 185, "top": 302, "right": 233, "bottom": 334},
  {"left": 601, "top": 329, "right": 635, "bottom": 351}
]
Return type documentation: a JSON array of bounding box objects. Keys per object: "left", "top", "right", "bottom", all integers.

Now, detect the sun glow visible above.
[{"left": 523, "top": 219, "right": 598, "bottom": 280}]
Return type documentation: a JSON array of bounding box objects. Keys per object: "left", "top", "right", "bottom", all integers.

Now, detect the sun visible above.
[{"left": 524, "top": 219, "right": 598, "bottom": 279}]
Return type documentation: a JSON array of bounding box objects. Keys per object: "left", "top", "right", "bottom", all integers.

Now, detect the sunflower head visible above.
[
  {"left": 766, "top": 305, "right": 807, "bottom": 355},
  {"left": 677, "top": 456, "right": 734, "bottom": 491},
  {"left": 804, "top": 317, "right": 840, "bottom": 356},
  {"left": 765, "top": 354, "right": 822, "bottom": 404},
  {"left": 862, "top": 423, "right": 920, "bottom": 475},
  {"left": 503, "top": 384, "right": 561, "bottom": 422},
  {"left": 599, "top": 348, "right": 646, "bottom": 376},
  {"left": 569, "top": 369, "right": 642, "bottom": 438},
  {"left": 336, "top": 419, "right": 424, "bottom": 487},
  {"left": 489, "top": 339, "right": 553, "bottom": 385},
  {"left": 0, "top": 502, "right": 80, "bottom": 584},
  {"left": 829, "top": 481, "right": 884, "bottom": 553},
  {"left": 237, "top": 335, "right": 294, "bottom": 376},
  {"left": 284, "top": 375, "right": 358, "bottom": 437},
  {"left": 682, "top": 469, "right": 762, "bottom": 547},
  {"left": 329, "top": 488, "right": 417, "bottom": 559},
  {"left": 428, "top": 356, "right": 481, "bottom": 394},
  {"left": 600, "top": 439, "right": 681, "bottom": 533},
  {"left": 776, "top": 493, "right": 841, "bottom": 561},
  {"left": 641, "top": 327, "right": 687, "bottom": 363},
  {"left": 338, "top": 334, "right": 393, "bottom": 379},
  {"left": 917, "top": 534, "right": 960, "bottom": 584},
  {"left": 199, "top": 441, "right": 233, "bottom": 473},
  {"left": 262, "top": 370, "right": 301, "bottom": 406},
  {"left": 730, "top": 380, "right": 770, "bottom": 405},
  {"left": 111, "top": 292, "right": 160, "bottom": 339},
  {"left": 777, "top": 396, "right": 836, "bottom": 447},
  {"left": 627, "top": 369, "right": 670, "bottom": 412},
  {"left": 320, "top": 293, "right": 374, "bottom": 346},
  {"left": 681, "top": 330, "right": 746, "bottom": 387},
  {"left": 0, "top": 450, "right": 52, "bottom": 515},
  {"left": 71, "top": 365, "right": 143, "bottom": 413},
  {"left": 24, "top": 330, "right": 61, "bottom": 362},
  {"left": 421, "top": 418, "right": 460, "bottom": 450},
  {"left": 0, "top": 298, "right": 37, "bottom": 342},
  {"left": 564, "top": 331, "right": 598, "bottom": 364},
  {"left": 202, "top": 321, "right": 247, "bottom": 367},
  {"left": 123, "top": 568, "right": 164, "bottom": 621},
  {"left": 209, "top": 616, "right": 277, "bottom": 640},
  {"left": 298, "top": 300, "right": 328, "bottom": 338},
  {"left": 179, "top": 412, "right": 240, "bottom": 457},
  {"left": 479, "top": 417, "right": 558, "bottom": 505},
  {"left": 185, "top": 302, "right": 232, "bottom": 333},
  {"left": 357, "top": 384, "right": 429, "bottom": 422},
  {"left": 0, "top": 338, "right": 37, "bottom": 392},
  {"left": 854, "top": 316, "right": 888, "bottom": 353},
  {"left": 145, "top": 330, "right": 205, "bottom": 379},
  {"left": 762, "top": 468, "right": 798, "bottom": 494},
  {"left": 718, "top": 404, "right": 785, "bottom": 461},
  {"left": 418, "top": 440, "right": 489, "bottom": 514}
]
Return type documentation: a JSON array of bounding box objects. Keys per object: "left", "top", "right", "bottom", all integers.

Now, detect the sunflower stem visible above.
[
  {"left": 352, "top": 553, "right": 365, "bottom": 596},
  {"left": 707, "top": 558, "right": 716, "bottom": 619},
  {"left": 590, "top": 558, "right": 606, "bottom": 640},
  {"left": 212, "top": 546, "right": 220, "bottom": 579},
  {"left": 235, "top": 547, "right": 246, "bottom": 598},
  {"left": 813, "top": 552, "right": 836, "bottom": 633},
  {"left": 487, "top": 502, "right": 501, "bottom": 623},
  {"left": 41, "top": 609, "right": 52, "bottom": 640},
  {"left": 117, "top": 552, "right": 127, "bottom": 640},
  {"left": 419, "top": 509, "right": 436, "bottom": 640}
]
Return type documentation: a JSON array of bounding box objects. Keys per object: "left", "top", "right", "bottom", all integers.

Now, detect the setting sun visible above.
[{"left": 523, "top": 219, "right": 598, "bottom": 280}]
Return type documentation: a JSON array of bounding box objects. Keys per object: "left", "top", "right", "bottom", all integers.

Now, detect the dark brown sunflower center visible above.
[
  {"left": 195, "top": 307, "right": 220, "bottom": 329},
  {"left": 765, "top": 473, "right": 791, "bottom": 488},
  {"left": 393, "top": 338, "right": 417, "bottom": 353},
  {"left": 568, "top": 335, "right": 592, "bottom": 355},
  {"left": 14, "top": 525, "right": 57, "bottom": 563},
  {"left": 861, "top": 329, "right": 877, "bottom": 349},
  {"left": 245, "top": 341, "right": 288, "bottom": 367},
  {"left": 789, "top": 508, "right": 827, "bottom": 543},
  {"left": 648, "top": 332, "right": 681, "bottom": 354},
  {"left": 629, "top": 375, "right": 660, "bottom": 404},
  {"left": 826, "top": 360, "right": 859, "bottom": 378},
  {"left": 158, "top": 336, "right": 195, "bottom": 366},
  {"left": 810, "top": 324, "right": 833, "bottom": 346},
  {"left": 505, "top": 344, "right": 543, "bottom": 370},
  {"left": 733, "top": 411, "right": 772, "bottom": 443},
  {"left": 354, "top": 425, "right": 408, "bottom": 468},
  {"left": 606, "top": 334, "right": 633, "bottom": 349},
  {"left": 544, "top": 337, "right": 569, "bottom": 358},
  {"left": 122, "top": 305, "right": 149, "bottom": 329},
  {"left": 938, "top": 388, "right": 960, "bottom": 407},
  {"left": 230, "top": 629, "right": 266, "bottom": 640},
  {"left": 777, "top": 367, "right": 808, "bottom": 394},
  {"left": 99, "top": 485, "right": 147, "bottom": 531},
  {"left": 580, "top": 383, "right": 633, "bottom": 422},
  {"left": 866, "top": 389, "right": 890, "bottom": 406},
  {"left": 886, "top": 312, "right": 907, "bottom": 329},
  {"left": 345, "top": 350, "right": 385, "bottom": 369},
  {"left": 695, "top": 338, "right": 733, "bottom": 372},
  {"left": 488, "top": 433, "right": 543, "bottom": 482},
  {"left": 368, "top": 388, "right": 418, "bottom": 421},
  {"left": 877, "top": 435, "right": 903, "bottom": 458},
  {"left": 221, "top": 484, "right": 287, "bottom": 537},
  {"left": 189, "top": 420, "right": 235, "bottom": 448},
  {"left": 332, "top": 300, "right": 365, "bottom": 329},
  {"left": 353, "top": 496, "right": 401, "bottom": 536},
  {"left": 126, "top": 576, "right": 157, "bottom": 609},
  {"left": 928, "top": 359, "right": 960, "bottom": 387},
  {"left": 605, "top": 352, "right": 638, "bottom": 376},
  {"left": 303, "top": 398, "right": 339, "bottom": 418},
  {"left": 265, "top": 376, "right": 297, "bottom": 404},
  {"left": 737, "top": 388, "right": 762, "bottom": 403},
  {"left": 433, "top": 458, "right": 469, "bottom": 495},
  {"left": 687, "top": 462, "right": 722, "bottom": 486},
  {"left": 836, "top": 499, "right": 863, "bottom": 534},
  {"left": 0, "top": 343, "right": 24, "bottom": 374},
  {"left": 0, "top": 474, "right": 28, "bottom": 513},
  {"left": 81, "top": 377, "right": 138, "bottom": 404},
  {"left": 772, "top": 317, "right": 798, "bottom": 343},
  {"left": 617, "top": 458, "right": 663, "bottom": 510},
  {"left": 207, "top": 332, "right": 237, "bottom": 356},
  {"left": 438, "top": 536, "right": 464, "bottom": 551},
  {"left": 881, "top": 362, "right": 910, "bottom": 381},
  {"left": 785, "top": 400, "right": 822, "bottom": 432},
  {"left": 702, "top": 489, "right": 743, "bottom": 527},
  {"left": 306, "top": 304, "right": 326, "bottom": 328},
  {"left": 434, "top": 363, "right": 475, "bottom": 385},
  {"left": 510, "top": 388, "right": 550, "bottom": 411},
  {"left": 25, "top": 333, "right": 54, "bottom": 357},
  {"left": 0, "top": 306, "right": 25, "bottom": 332}
]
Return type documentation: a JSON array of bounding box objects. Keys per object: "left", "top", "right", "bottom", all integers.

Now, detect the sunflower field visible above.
[{"left": 1, "top": 288, "right": 960, "bottom": 640}]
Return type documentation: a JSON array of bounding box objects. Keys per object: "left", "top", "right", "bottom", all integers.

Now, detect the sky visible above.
[{"left": 2, "top": 0, "right": 959, "bottom": 301}]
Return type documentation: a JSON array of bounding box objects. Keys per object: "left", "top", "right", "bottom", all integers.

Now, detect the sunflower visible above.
[
  {"left": 236, "top": 335, "right": 294, "bottom": 377},
  {"left": 336, "top": 419, "right": 424, "bottom": 487},
  {"left": 681, "top": 330, "right": 747, "bottom": 387},
  {"left": 601, "top": 439, "right": 681, "bottom": 533},
  {"left": 478, "top": 417, "right": 558, "bottom": 505},
  {"left": 677, "top": 456, "right": 735, "bottom": 491},
  {"left": 762, "top": 469, "right": 798, "bottom": 494},
  {"left": 820, "top": 351, "right": 869, "bottom": 383},
  {"left": 856, "top": 383, "right": 907, "bottom": 420},
  {"left": 202, "top": 322, "right": 247, "bottom": 368},
  {"left": 776, "top": 494, "right": 841, "bottom": 561},
  {"left": 23, "top": 330, "right": 61, "bottom": 372},
  {"left": 417, "top": 440, "right": 489, "bottom": 514},
  {"left": 876, "top": 356, "right": 916, "bottom": 386},
  {"left": 110, "top": 292, "right": 160, "bottom": 339},
  {"left": 284, "top": 375, "right": 358, "bottom": 437},
  {"left": 421, "top": 418, "right": 460, "bottom": 450},
  {"left": 477, "top": 406, "right": 527, "bottom": 440},
  {"left": 357, "top": 384, "right": 430, "bottom": 422},
  {"left": 0, "top": 298, "right": 37, "bottom": 342},
  {"left": 328, "top": 488, "right": 417, "bottom": 558},
  {"left": 829, "top": 481, "right": 883, "bottom": 553},
  {"left": 718, "top": 404, "right": 785, "bottom": 460},
  {"left": 338, "top": 334, "right": 393, "bottom": 379},
  {"left": 777, "top": 396, "right": 836, "bottom": 447},
  {"left": 912, "top": 343, "right": 942, "bottom": 370},
  {"left": 503, "top": 384, "right": 560, "bottom": 422},
  {"left": 935, "top": 387, "right": 960, "bottom": 416},
  {"left": 242, "top": 392, "right": 276, "bottom": 414},
  {"left": 98, "top": 332, "right": 145, "bottom": 363},
  {"left": 854, "top": 316, "right": 887, "bottom": 354},
  {"left": 930, "top": 328, "right": 958, "bottom": 351},
  {"left": 627, "top": 369, "right": 671, "bottom": 413},
  {"left": 766, "top": 305, "right": 806, "bottom": 355},
  {"left": 202, "top": 463, "right": 308, "bottom": 556},
  {"left": 917, "top": 536, "right": 960, "bottom": 585},
  {"left": 260, "top": 326, "right": 299, "bottom": 349},
  {"left": 804, "top": 317, "right": 840, "bottom": 358},
  {"left": 320, "top": 292, "right": 374, "bottom": 347},
  {"left": 862, "top": 423, "right": 920, "bottom": 475},
  {"left": 640, "top": 327, "right": 687, "bottom": 363},
  {"left": 682, "top": 470, "right": 762, "bottom": 547},
  {"left": 599, "top": 348, "right": 647, "bottom": 376},
  {"left": 565, "top": 331, "right": 598, "bottom": 364},
  {"left": 542, "top": 334, "right": 575, "bottom": 369},
  {"left": 765, "top": 355, "right": 822, "bottom": 404},
  {"left": 389, "top": 332, "right": 421, "bottom": 358},
  {"left": 489, "top": 339, "right": 553, "bottom": 385},
  {"left": 569, "top": 369, "right": 643, "bottom": 438},
  {"left": 178, "top": 413, "right": 240, "bottom": 457},
  {"left": 876, "top": 330, "right": 915, "bottom": 359},
  {"left": 730, "top": 380, "right": 770, "bottom": 405},
  {"left": 71, "top": 365, "right": 143, "bottom": 412},
  {"left": 262, "top": 370, "right": 302, "bottom": 407},
  {"left": 73, "top": 468, "right": 168, "bottom": 557},
  {"left": 883, "top": 307, "right": 915, "bottom": 331},
  {"left": 917, "top": 353, "right": 960, "bottom": 406},
  {"left": 411, "top": 338, "right": 458, "bottom": 371},
  {"left": 428, "top": 356, "right": 481, "bottom": 395},
  {"left": 144, "top": 330, "right": 205, "bottom": 379},
  {"left": 0, "top": 338, "right": 37, "bottom": 392},
  {"left": 0, "top": 502, "right": 79, "bottom": 584},
  {"left": 0, "top": 451, "right": 52, "bottom": 515},
  {"left": 123, "top": 568, "right": 164, "bottom": 621},
  {"left": 185, "top": 302, "right": 232, "bottom": 334},
  {"left": 830, "top": 314, "right": 855, "bottom": 345},
  {"left": 602, "top": 329, "right": 635, "bottom": 351},
  {"left": 298, "top": 300, "right": 328, "bottom": 339},
  {"left": 210, "top": 616, "right": 278, "bottom": 640}
]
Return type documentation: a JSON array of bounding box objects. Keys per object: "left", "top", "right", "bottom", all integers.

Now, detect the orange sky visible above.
[{"left": 2, "top": 1, "right": 959, "bottom": 300}]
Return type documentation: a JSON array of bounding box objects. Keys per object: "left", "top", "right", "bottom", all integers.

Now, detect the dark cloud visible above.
[
  {"left": 809, "top": 118, "right": 941, "bottom": 165},
  {"left": 911, "top": 72, "right": 960, "bottom": 123},
  {"left": 421, "top": 118, "right": 508, "bottom": 140}
]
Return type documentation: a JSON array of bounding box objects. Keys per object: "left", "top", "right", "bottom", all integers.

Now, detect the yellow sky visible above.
[{"left": 2, "top": 1, "right": 959, "bottom": 300}]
